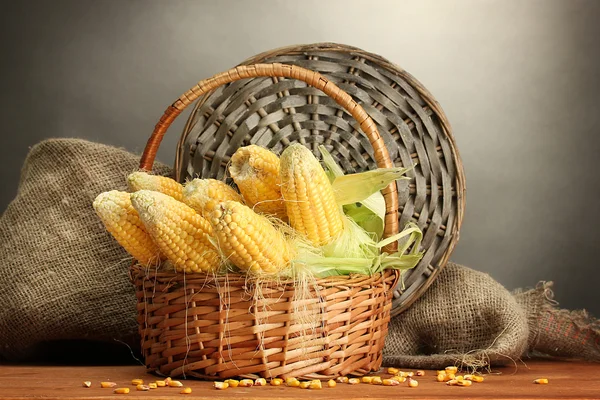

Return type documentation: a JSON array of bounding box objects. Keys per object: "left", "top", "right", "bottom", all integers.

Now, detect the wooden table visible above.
[{"left": 1, "top": 360, "right": 599, "bottom": 399}]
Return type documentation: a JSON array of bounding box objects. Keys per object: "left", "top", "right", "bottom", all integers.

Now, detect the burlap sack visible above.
[
  {"left": 515, "top": 283, "right": 600, "bottom": 362},
  {"left": 0, "top": 139, "right": 170, "bottom": 361},
  {"left": 383, "top": 263, "right": 529, "bottom": 369},
  {"left": 383, "top": 263, "right": 600, "bottom": 369}
]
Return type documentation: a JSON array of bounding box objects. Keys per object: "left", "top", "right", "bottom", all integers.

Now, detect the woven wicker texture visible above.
[
  {"left": 176, "top": 43, "right": 465, "bottom": 315},
  {"left": 130, "top": 266, "right": 396, "bottom": 379}
]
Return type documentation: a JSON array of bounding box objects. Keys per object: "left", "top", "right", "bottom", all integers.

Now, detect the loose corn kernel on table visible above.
[{"left": 1, "top": 360, "right": 599, "bottom": 399}]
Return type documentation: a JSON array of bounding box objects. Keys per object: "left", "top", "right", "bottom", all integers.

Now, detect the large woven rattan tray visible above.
[{"left": 175, "top": 43, "right": 466, "bottom": 315}]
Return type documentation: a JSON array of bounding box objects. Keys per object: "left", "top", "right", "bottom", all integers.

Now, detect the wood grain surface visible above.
[{"left": 1, "top": 359, "right": 599, "bottom": 399}]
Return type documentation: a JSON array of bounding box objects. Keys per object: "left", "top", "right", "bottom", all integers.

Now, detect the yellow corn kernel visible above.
[
  {"left": 534, "top": 378, "right": 549, "bottom": 384},
  {"left": 437, "top": 370, "right": 446, "bottom": 375},
  {"left": 82, "top": 381, "right": 91, "bottom": 388},
  {"left": 280, "top": 144, "right": 344, "bottom": 246},
  {"left": 336, "top": 376, "right": 349, "bottom": 383},
  {"left": 182, "top": 179, "right": 242, "bottom": 216},
  {"left": 447, "top": 379, "right": 459, "bottom": 386},
  {"left": 113, "top": 388, "right": 129, "bottom": 394},
  {"left": 100, "top": 382, "right": 117, "bottom": 388},
  {"left": 372, "top": 377, "right": 383, "bottom": 385},
  {"left": 164, "top": 377, "right": 172, "bottom": 385},
  {"left": 155, "top": 380, "right": 166, "bottom": 387},
  {"left": 436, "top": 374, "right": 446, "bottom": 382},
  {"left": 270, "top": 378, "right": 283, "bottom": 386},
  {"left": 327, "top": 379, "right": 336, "bottom": 388},
  {"left": 457, "top": 380, "right": 472, "bottom": 387},
  {"left": 405, "top": 372, "right": 414, "bottom": 377},
  {"left": 214, "top": 382, "right": 228, "bottom": 390},
  {"left": 131, "top": 379, "right": 144, "bottom": 385},
  {"left": 348, "top": 378, "right": 361, "bottom": 385},
  {"left": 93, "top": 191, "right": 163, "bottom": 266},
  {"left": 415, "top": 370, "right": 425, "bottom": 376},
  {"left": 408, "top": 378, "right": 419, "bottom": 388},
  {"left": 387, "top": 367, "right": 399, "bottom": 375},
  {"left": 254, "top": 378, "right": 267, "bottom": 386},
  {"left": 285, "top": 377, "right": 298, "bottom": 385},
  {"left": 299, "top": 381, "right": 310, "bottom": 389},
  {"left": 224, "top": 379, "right": 239, "bottom": 388},
  {"left": 391, "top": 375, "right": 407, "bottom": 383},
  {"left": 309, "top": 380, "right": 322, "bottom": 389},
  {"left": 148, "top": 383, "right": 157, "bottom": 389},
  {"left": 168, "top": 380, "right": 183, "bottom": 387},
  {"left": 446, "top": 373, "right": 456, "bottom": 381},
  {"left": 136, "top": 384, "right": 150, "bottom": 391},
  {"left": 230, "top": 145, "right": 287, "bottom": 220},
  {"left": 361, "top": 376, "right": 373, "bottom": 384},
  {"left": 239, "top": 379, "right": 255, "bottom": 387},
  {"left": 209, "top": 201, "right": 295, "bottom": 274},
  {"left": 455, "top": 375, "right": 464, "bottom": 382},
  {"left": 181, "top": 387, "right": 193, "bottom": 394},
  {"left": 382, "top": 379, "right": 400, "bottom": 386},
  {"left": 130, "top": 190, "right": 219, "bottom": 273},
  {"left": 445, "top": 366, "right": 458, "bottom": 374},
  {"left": 464, "top": 374, "right": 484, "bottom": 382},
  {"left": 128, "top": 171, "right": 183, "bottom": 201}
]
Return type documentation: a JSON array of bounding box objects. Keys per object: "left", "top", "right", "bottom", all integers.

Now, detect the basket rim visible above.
[{"left": 128, "top": 263, "right": 400, "bottom": 290}]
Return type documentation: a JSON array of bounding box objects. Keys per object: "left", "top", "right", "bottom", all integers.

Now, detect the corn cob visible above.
[
  {"left": 280, "top": 144, "right": 344, "bottom": 246},
  {"left": 130, "top": 190, "right": 219, "bottom": 273},
  {"left": 229, "top": 145, "right": 287, "bottom": 220},
  {"left": 208, "top": 200, "right": 294, "bottom": 274},
  {"left": 93, "top": 190, "right": 162, "bottom": 266},
  {"left": 127, "top": 171, "right": 183, "bottom": 201},
  {"left": 182, "top": 178, "right": 242, "bottom": 215}
]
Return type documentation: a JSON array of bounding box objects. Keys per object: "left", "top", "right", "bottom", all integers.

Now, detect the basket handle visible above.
[{"left": 140, "top": 63, "right": 398, "bottom": 248}]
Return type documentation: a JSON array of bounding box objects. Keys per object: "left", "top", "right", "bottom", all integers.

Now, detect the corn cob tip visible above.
[
  {"left": 130, "top": 190, "right": 162, "bottom": 222},
  {"left": 182, "top": 178, "right": 242, "bottom": 214},
  {"left": 93, "top": 190, "right": 162, "bottom": 266},
  {"left": 229, "top": 145, "right": 287, "bottom": 220},
  {"left": 93, "top": 190, "right": 122, "bottom": 212},
  {"left": 127, "top": 171, "right": 183, "bottom": 201}
]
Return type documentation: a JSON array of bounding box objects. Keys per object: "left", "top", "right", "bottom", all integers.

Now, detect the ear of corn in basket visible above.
[
  {"left": 229, "top": 145, "right": 287, "bottom": 221},
  {"left": 208, "top": 200, "right": 296, "bottom": 274},
  {"left": 127, "top": 171, "right": 184, "bottom": 201},
  {"left": 182, "top": 178, "right": 242, "bottom": 216},
  {"left": 130, "top": 190, "right": 220, "bottom": 273},
  {"left": 280, "top": 143, "right": 345, "bottom": 247},
  {"left": 92, "top": 190, "right": 163, "bottom": 266}
]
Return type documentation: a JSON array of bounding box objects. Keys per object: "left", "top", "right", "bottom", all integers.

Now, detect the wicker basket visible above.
[
  {"left": 131, "top": 62, "right": 405, "bottom": 379},
  {"left": 176, "top": 43, "right": 466, "bottom": 315}
]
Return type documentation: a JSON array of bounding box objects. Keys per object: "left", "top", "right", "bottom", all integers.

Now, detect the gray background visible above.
[{"left": 1, "top": 0, "right": 599, "bottom": 316}]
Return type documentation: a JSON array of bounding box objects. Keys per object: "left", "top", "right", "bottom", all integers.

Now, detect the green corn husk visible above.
[{"left": 323, "top": 145, "right": 413, "bottom": 241}]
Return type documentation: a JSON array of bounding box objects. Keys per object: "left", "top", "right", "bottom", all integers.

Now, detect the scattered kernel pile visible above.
[
  {"left": 81, "top": 370, "right": 550, "bottom": 393},
  {"left": 82, "top": 378, "right": 192, "bottom": 395}
]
